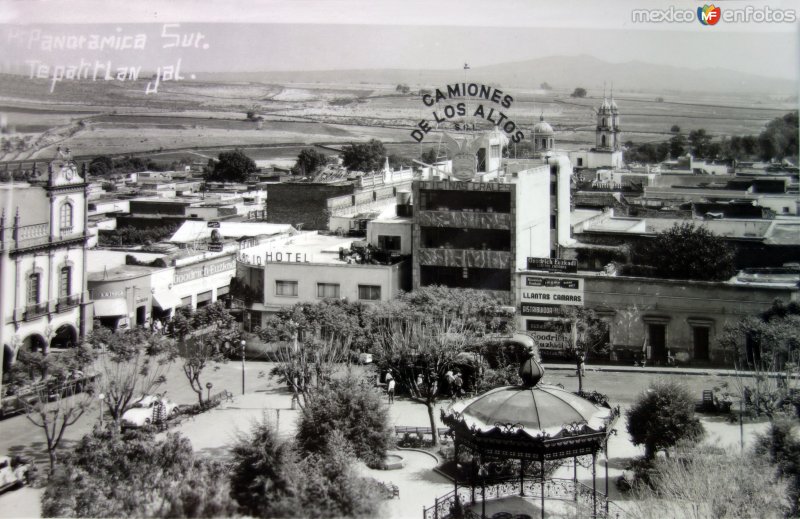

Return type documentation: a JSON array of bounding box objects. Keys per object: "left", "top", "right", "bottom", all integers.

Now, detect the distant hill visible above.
[{"left": 201, "top": 55, "right": 796, "bottom": 95}]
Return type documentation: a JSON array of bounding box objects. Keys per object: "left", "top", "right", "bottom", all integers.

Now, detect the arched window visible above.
[
  {"left": 602, "top": 118, "right": 607, "bottom": 127},
  {"left": 601, "top": 135, "right": 607, "bottom": 147},
  {"left": 27, "top": 274, "right": 40, "bottom": 305},
  {"left": 60, "top": 203, "right": 73, "bottom": 232}
]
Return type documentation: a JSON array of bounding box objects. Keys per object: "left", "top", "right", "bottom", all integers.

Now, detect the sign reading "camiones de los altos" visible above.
[{"left": 411, "top": 83, "right": 525, "bottom": 144}]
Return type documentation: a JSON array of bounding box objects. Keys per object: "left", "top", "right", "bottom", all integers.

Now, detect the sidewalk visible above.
[{"left": 543, "top": 362, "right": 771, "bottom": 378}]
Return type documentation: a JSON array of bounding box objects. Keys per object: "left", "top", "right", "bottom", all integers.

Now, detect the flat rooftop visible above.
[{"left": 239, "top": 232, "right": 362, "bottom": 265}]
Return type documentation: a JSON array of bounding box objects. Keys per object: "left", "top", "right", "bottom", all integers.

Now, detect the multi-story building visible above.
[
  {"left": 1, "top": 152, "right": 92, "bottom": 380},
  {"left": 412, "top": 129, "right": 572, "bottom": 304}
]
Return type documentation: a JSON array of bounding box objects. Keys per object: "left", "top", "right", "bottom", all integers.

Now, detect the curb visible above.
[
  {"left": 543, "top": 365, "right": 758, "bottom": 378},
  {"left": 395, "top": 447, "right": 441, "bottom": 465}
]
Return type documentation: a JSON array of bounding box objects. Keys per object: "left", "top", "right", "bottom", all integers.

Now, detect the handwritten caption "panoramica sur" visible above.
[{"left": 9, "top": 24, "right": 208, "bottom": 94}]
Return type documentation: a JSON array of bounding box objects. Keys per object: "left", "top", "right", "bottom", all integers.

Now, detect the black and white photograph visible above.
[{"left": 0, "top": 0, "right": 798, "bottom": 517}]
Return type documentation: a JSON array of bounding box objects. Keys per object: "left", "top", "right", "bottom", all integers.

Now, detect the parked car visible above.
[
  {"left": 0, "top": 455, "right": 30, "bottom": 493},
  {"left": 121, "top": 395, "right": 179, "bottom": 430}
]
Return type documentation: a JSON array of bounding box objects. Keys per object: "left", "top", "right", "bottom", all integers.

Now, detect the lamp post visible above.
[
  {"left": 98, "top": 393, "right": 105, "bottom": 427},
  {"left": 206, "top": 382, "right": 213, "bottom": 402},
  {"left": 240, "top": 339, "right": 246, "bottom": 395}
]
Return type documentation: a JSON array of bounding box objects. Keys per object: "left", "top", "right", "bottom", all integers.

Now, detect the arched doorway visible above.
[
  {"left": 22, "top": 334, "right": 47, "bottom": 354},
  {"left": 2, "top": 344, "right": 14, "bottom": 382},
  {"left": 51, "top": 324, "right": 78, "bottom": 350}
]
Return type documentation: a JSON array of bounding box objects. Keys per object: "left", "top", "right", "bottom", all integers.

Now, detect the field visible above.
[{"left": 0, "top": 73, "right": 794, "bottom": 166}]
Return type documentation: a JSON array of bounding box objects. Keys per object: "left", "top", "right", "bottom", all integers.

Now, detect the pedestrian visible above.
[
  {"left": 453, "top": 371, "right": 463, "bottom": 398},
  {"left": 416, "top": 373, "right": 423, "bottom": 393},
  {"left": 445, "top": 370, "right": 455, "bottom": 397},
  {"left": 387, "top": 376, "right": 396, "bottom": 404},
  {"left": 577, "top": 351, "right": 586, "bottom": 376}
]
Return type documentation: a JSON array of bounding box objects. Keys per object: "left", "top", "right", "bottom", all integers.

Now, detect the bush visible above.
[
  {"left": 42, "top": 428, "right": 234, "bottom": 518},
  {"left": 626, "top": 380, "right": 704, "bottom": 460},
  {"left": 397, "top": 432, "right": 433, "bottom": 449},
  {"left": 296, "top": 376, "right": 392, "bottom": 468}
]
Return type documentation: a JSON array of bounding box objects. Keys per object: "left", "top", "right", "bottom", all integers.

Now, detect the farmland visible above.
[{"left": 0, "top": 72, "right": 794, "bottom": 166}]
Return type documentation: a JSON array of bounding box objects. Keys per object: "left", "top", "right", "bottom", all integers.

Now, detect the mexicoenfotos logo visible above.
[
  {"left": 632, "top": 4, "right": 797, "bottom": 24},
  {"left": 697, "top": 4, "right": 721, "bottom": 25}
]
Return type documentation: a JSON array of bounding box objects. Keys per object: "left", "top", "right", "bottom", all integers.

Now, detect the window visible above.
[
  {"left": 358, "top": 285, "right": 381, "bottom": 301},
  {"left": 59, "top": 267, "right": 71, "bottom": 298},
  {"left": 490, "top": 144, "right": 501, "bottom": 159},
  {"left": 577, "top": 158, "right": 583, "bottom": 167},
  {"left": 550, "top": 215, "right": 557, "bottom": 230},
  {"left": 276, "top": 280, "right": 298, "bottom": 297},
  {"left": 60, "top": 203, "right": 73, "bottom": 232},
  {"left": 27, "top": 274, "right": 40, "bottom": 305},
  {"left": 378, "top": 235, "right": 402, "bottom": 251},
  {"left": 550, "top": 181, "right": 557, "bottom": 196},
  {"left": 316, "top": 283, "right": 340, "bottom": 299},
  {"left": 601, "top": 135, "right": 607, "bottom": 147}
]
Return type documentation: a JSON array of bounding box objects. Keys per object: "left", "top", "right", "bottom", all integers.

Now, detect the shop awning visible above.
[
  {"left": 196, "top": 291, "right": 213, "bottom": 303},
  {"left": 93, "top": 299, "right": 128, "bottom": 317},
  {"left": 152, "top": 291, "right": 181, "bottom": 310},
  {"left": 216, "top": 285, "right": 230, "bottom": 297}
]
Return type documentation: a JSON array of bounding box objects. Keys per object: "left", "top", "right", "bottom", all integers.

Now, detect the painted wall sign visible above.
[
  {"left": 520, "top": 303, "right": 565, "bottom": 317},
  {"left": 520, "top": 275, "right": 584, "bottom": 306},
  {"left": 174, "top": 257, "right": 236, "bottom": 284},
  {"left": 238, "top": 251, "right": 312, "bottom": 265},
  {"left": 526, "top": 257, "right": 578, "bottom": 274}
]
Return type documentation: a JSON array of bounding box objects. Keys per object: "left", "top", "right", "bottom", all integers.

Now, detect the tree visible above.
[
  {"left": 562, "top": 307, "right": 610, "bottom": 392},
  {"left": 758, "top": 111, "right": 799, "bottom": 161},
  {"left": 205, "top": 149, "right": 257, "bottom": 183},
  {"left": 630, "top": 223, "right": 736, "bottom": 281},
  {"left": 626, "top": 380, "right": 704, "bottom": 460},
  {"left": 82, "top": 327, "right": 176, "bottom": 425},
  {"left": 670, "top": 125, "right": 681, "bottom": 133},
  {"left": 341, "top": 139, "right": 386, "bottom": 172},
  {"left": 16, "top": 345, "right": 96, "bottom": 471},
  {"left": 631, "top": 443, "right": 789, "bottom": 519},
  {"left": 291, "top": 147, "right": 328, "bottom": 176},
  {"left": 420, "top": 148, "right": 439, "bottom": 165},
  {"left": 373, "top": 315, "right": 469, "bottom": 446},
  {"left": 42, "top": 428, "right": 234, "bottom": 518},
  {"left": 540, "top": 82, "right": 552, "bottom": 90},
  {"left": 669, "top": 133, "right": 686, "bottom": 158},
  {"left": 296, "top": 375, "right": 392, "bottom": 467},
  {"left": 395, "top": 84, "right": 410, "bottom": 94},
  {"left": 88, "top": 155, "right": 113, "bottom": 177},
  {"left": 570, "top": 87, "right": 587, "bottom": 98},
  {"left": 688, "top": 129, "right": 712, "bottom": 158},
  {"left": 169, "top": 303, "right": 240, "bottom": 405}
]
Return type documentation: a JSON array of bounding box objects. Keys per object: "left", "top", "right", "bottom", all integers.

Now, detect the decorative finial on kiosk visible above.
[{"left": 519, "top": 356, "right": 545, "bottom": 387}]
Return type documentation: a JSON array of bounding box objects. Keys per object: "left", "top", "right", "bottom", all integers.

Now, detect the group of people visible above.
[{"left": 382, "top": 368, "right": 467, "bottom": 405}]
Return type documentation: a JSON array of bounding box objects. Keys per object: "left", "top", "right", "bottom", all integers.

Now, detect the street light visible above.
[
  {"left": 241, "top": 339, "right": 246, "bottom": 395},
  {"left": 98, "top": 393, "right": 105, "bottom": 426},
  {"left": 206, "top": 382, "right": 213, "bottom": 402}
]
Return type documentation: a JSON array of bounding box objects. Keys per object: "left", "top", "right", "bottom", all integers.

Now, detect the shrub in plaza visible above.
[
  {"left": 230, "top": 422, "right": 384, "bottom": 518},
  {"left": 296, "top": 375, "right": 393, "bottom": 468},
  {"left": 41, "top": 428, "right": 234, "bottom": 518},
  {"left": 230, "top": 420, "right": 295, "bottom": 518},
  {"left": 626, "top": 380, "right": 704, "bottom": 461},
  {"left": 630, "top": 443, "right": 789, "bottom": 519},
  {"left": 755, "top": 417, "right": 800, "bottom": 516}
]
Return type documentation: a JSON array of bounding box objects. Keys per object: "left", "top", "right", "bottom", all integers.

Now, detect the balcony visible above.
[
  {"left": 0, "top": 222, "right": 86, "bottom": 254},
  {"left": 417, "top": 210, "right": 511, "bottom": 230},
  {"left": 416, "top": 248, "right": 512, "bottom": 269},
  {"left": 23, "top": 303, "right": 48, "bottom": 321},
  {"left": 56, "top": 295, "right": 81, "bottom": 312}
]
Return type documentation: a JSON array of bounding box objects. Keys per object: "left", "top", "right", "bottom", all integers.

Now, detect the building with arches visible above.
[{"left": 0, "top": 150, "right": 92, "bottom": 389}]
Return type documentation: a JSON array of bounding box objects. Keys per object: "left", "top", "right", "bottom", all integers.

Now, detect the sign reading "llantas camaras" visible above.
[{"left": 411, "top": 83, "right": 524, "bottom": 144}]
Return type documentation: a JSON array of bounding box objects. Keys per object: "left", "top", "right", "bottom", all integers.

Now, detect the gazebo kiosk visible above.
[{"left": 436, "top": 357, "right": 620, "bottom": 519}]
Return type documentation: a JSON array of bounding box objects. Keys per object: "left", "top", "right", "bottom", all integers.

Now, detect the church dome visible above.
[
  {"left": 447, "top": 357, "right": 612, "bottom": 438},
  {"left": 532, "top": 115, "right": 554, "bottom": 135}
]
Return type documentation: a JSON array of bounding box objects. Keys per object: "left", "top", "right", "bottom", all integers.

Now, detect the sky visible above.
[{"left": 0, "top": 0, "right": 798, "bottom": 80}]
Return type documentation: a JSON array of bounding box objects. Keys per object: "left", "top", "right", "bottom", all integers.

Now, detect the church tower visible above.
[{"left": 596, "top": 94, "right": 620, "bottom": 151}]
